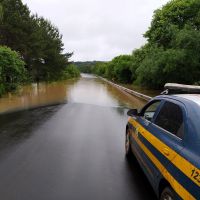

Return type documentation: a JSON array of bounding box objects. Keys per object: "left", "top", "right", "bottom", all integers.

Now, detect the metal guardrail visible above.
[{"left": 99, "top": 76, "right": 152, "bottom": 101}]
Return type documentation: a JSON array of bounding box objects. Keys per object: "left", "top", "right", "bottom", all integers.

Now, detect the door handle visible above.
[{"left": 163, "top": 148, "right": 170, "bottom": 156}]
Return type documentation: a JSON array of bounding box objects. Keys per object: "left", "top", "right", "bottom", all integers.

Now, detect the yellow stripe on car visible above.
[
  {"left": 131, "top": 129, "right": 195, "bottom": 200},
  {"left": 129, "top": 118, "right": 200, "bottom": 188}
]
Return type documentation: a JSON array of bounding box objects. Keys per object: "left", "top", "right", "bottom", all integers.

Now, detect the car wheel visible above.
[
  {"left": 160, "top": 187, "right": 175, "bottom": 200},
  {"left": 125, "top": 129, "right": 132, "bottom": 158}
]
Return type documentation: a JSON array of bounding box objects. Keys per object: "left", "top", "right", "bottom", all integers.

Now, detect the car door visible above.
[
  {"left": 139, "top": 99, "right": 186, "bottom": 187},
  {"left": 129, "top": 100, "right": 163, "bottom": 185},
  {"left": 133, "top": 99, "right": 185, "bottom": 186},
  {"left": 150, "top": 100, "right": 185, "bottom": 185}
]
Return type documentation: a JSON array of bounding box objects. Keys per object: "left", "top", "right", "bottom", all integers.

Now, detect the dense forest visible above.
[
  {"left": 91, "top": 0, "right": 200, "bottom": 89},
  {"left": 0, "top": 0, "right": 80, "bottom": 95},
  {"left": 74, "top": 61, "right": 105, "bottom": 73}
]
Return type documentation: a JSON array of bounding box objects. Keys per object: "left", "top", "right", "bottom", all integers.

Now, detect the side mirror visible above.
[{"left": 127, "top": 109, "right": 138, "bottom": 117}]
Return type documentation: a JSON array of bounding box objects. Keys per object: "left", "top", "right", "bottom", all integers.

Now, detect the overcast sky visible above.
[{"left": 22, "top": 0, "right": 169, "bottom": 61}]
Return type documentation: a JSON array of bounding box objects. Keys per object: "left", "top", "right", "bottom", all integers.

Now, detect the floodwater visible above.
[{"left": 0, "top": 74, "right": 146, "bottom": 114}]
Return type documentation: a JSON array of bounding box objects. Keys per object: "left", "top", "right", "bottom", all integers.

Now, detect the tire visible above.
[
  {"left": 160, "top": 187, "right": 175, "bottom": 200},
  {"left": 125, "top": 129, "right": 132, "bottom": 158}
]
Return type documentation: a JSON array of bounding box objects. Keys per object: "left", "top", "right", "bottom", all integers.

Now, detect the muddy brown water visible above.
[{"left": 0, "top": 74, "right": 148, "bottom": 114}]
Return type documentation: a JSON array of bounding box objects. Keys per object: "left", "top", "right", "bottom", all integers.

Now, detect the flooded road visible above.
[
  {"left": 0, "top": 74, "right": 145, "bottom": 113},
  {"left": 0, "top": 74, "right": 156, "bottom": 200}
]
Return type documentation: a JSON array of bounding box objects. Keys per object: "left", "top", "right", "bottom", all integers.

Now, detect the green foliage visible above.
[
  {"left": 135, "top": 47, "right": 183, "bottom": 88},
  {"left": 0, "top": 0, "right": 74, "bottom": 84},
  {"left": 0, "top": 4, "right": 3, "bottom": 22},
  {"left": 0, "top": 0, "right": 33, "bottom": 55},
  {"left": 108, "top": 55, "right": 133, "bottom": 83},
  {"left": 0, "top": 46, "right": 26, "bottom": 95},
  {"left": 0, "top": 0, "right": 199, "bottom": 92},
  {"left": 135, "top": 0, "right": 200, "bottom": 88},
  {"left": 98, "top": 0, "right": 200, "bottom": 89},
  {"left": 144, "top": 0, "right": 200, "bottom": 48},
  {"left": 91, "top": 62, "right": 106, "bottom": 76},
  {"left": 92, "top": 55, "right": 133, "bottom": 84},
  {"left": 74, "top": 61, "right": 99, "bottom": 73},
  {"left": 61, "top": 64, "right": 80, "bottom": 80},
  {"left": 28, "top": 16, "right": 72, "bottom": 81},
  {"left": 130, "top": 45, "right": 151, "bottom": 81}
]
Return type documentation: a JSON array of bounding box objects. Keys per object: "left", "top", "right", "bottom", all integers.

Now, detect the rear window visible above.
[{"left": 154, "top": 101, "right": 184, "bottom": 138}]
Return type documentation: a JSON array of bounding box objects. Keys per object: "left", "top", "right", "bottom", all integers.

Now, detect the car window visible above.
[
  {"left": 142, "top": 101, "right": 161, "bottom": 121},
  {"left": 154, "top": 101, "right": 184, "bottom": 138}
]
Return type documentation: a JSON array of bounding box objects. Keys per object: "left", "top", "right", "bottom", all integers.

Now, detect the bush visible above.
[
  {"left": 92, "top": 56, "right": 133, "bottom": 84},
  {"left": 0, "top": 46, "right": 26, "bottom": 95},
  {"left": 61, "top": 64, "right": 80, "bottom": 80}
]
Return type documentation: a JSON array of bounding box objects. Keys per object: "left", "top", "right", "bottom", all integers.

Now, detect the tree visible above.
[
  {"left": 110, "top": 55, "right": 133, "bottom": 83},
  {"left": 28, "top": 16, "right": 72, "bottom": 81},
  {"left": 0, "top": 3, "right": 3, "bottom": 22},
  {"left": 130, "top": 45, "right": 150, "bottom": 81},
  {"left": 74, "top": 61, "right": 99, "bottom": 73},
  {"left": 92, "top": 55, "right": 133, "bottom": 83},
  {"left": 61, "top": 64, "right": 80, "bottom": 80},
  {"left": 92, "top": 0, "right": 200, "bottom": 89},
  {"left": 135, "top": 47, "right": 186, "bottom": 88},
  {"left": 0, "top": 46, "right": 26, "bottom": 95},
  {"left": 145, "top": 0, "right": 200, "bottom": 48},
  {"left": 0, "top": 0, "right": 32, "bottom": 54},
  {"left": 136, "top": 27, "right": 200, "bottom": 89},
  {"left": 0, "top": 0, "right": 73, "bottom": 82},
  {"left": 134, "top": 0, "right": 200, "bottom": 89},
  {"left": 92, "top": 62, "right": 107, "bottom": 76}
]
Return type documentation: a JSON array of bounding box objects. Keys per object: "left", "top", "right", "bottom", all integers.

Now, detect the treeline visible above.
[
  {"left": 0, "top": 0, "right": 79, "bottom": 95},
  {"left": 74, "top": 61, "right": 104, "bottom": 73},
  {"left": 92, "top": 0, "right": 200, "bottom": 89}
]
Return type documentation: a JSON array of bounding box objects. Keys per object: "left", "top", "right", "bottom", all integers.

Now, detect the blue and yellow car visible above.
[{"left": 126, "top": 84, "right": 200, "bottom": 200}]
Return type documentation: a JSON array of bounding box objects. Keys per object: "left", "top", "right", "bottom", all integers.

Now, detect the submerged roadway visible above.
[{"left": 0, "top": 74, "right": 157, "bottom": 200}]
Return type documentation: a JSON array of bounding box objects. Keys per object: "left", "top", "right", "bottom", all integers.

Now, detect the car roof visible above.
[
  {"left": 155, "top": 94, "right": 200, "bottom": 107},
  {"left": 174, "top": 94, "right": 200, "bottom": 106}
]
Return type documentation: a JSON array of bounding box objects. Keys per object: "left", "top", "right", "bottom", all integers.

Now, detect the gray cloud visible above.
[{"left": 22, "top": 0, "right": 169, "bottom": 61}]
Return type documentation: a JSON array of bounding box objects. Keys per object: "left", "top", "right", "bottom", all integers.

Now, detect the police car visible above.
[{"left": 126, "top": 83, "right": 200, "bottom": 200}]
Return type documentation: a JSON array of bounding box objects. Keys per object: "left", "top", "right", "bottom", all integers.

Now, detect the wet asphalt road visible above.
[{"left": 0, "top": 75, "right": 157, "bottom": 200}]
